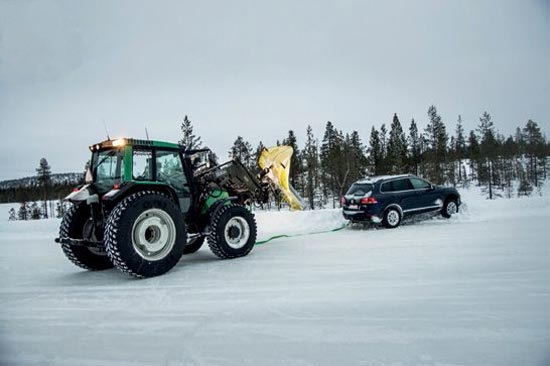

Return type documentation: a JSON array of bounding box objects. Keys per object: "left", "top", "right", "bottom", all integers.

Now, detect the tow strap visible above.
[{"left": 255, "top": 223, "right": 349, "bottom": 245}]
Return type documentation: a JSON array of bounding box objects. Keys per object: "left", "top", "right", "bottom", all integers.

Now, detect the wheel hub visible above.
[
  {"left": 224, "top": 216, "right": 250, "bottom": 249},
  {"left": 228, "top": 226, "right": 241, "bottom": 239},
  {"left": 387, "top": 210, "right": 399, "bottom": 226},
  {"left": 132, "top": 209, "right": 176, "bottom": 261},
  {"left": 447, "top": 201, "right": 457, "bottom": 215}
]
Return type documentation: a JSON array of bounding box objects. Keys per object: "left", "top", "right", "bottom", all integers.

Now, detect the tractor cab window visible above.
[
  {"left": 133, "top": 149, "right": 153, "bottom": 181},
  {"left": 156, "top": 150, "right": 187, "bottom": 194},
  {"left": 93, "top": 149, "right": 124, "bottom": 190}
]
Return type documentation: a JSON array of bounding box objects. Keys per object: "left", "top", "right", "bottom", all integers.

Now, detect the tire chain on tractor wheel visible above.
[
  {"left": 207, "top": 203, "right": 257, "bottom": 259},
  {"left": 60, "top": 203, "right": 113, "bottom": 270},
  {"left": 104, "top": 190, "right": 176, "bottom": 278}
]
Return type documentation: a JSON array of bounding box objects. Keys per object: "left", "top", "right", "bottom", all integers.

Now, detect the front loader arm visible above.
[{"left": 193, "top": 146, "right": 305, "bottom": 210}]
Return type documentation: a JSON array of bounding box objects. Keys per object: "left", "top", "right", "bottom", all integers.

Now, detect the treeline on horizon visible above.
[
  {"left": 3, "top": 105, "right": 549, "bottom": 218},
  {"left": 220, "top": 105, "right": 549, "bottom": 207}
]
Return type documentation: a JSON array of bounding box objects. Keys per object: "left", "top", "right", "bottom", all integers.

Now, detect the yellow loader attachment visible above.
[{"left": 258, "top": 146, "right": 305, "bottom": 211}]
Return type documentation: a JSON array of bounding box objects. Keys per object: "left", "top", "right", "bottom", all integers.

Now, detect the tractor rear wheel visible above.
[
  {"left": 183, "top": 236, "right": 205, "bottom": 254},
  {"left": 208, "top": 204, "right": 257, "bottom": 259},
  {"left": 59, "top": 204, "right": 113, "bottom": 271},
  {"left": 104, "top": 191, "right": 186, "bottom": 278}
]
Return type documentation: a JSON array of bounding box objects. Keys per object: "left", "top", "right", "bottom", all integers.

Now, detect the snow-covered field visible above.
[{"left": 1, "top": 190, "right": 549, "bottom": 366}]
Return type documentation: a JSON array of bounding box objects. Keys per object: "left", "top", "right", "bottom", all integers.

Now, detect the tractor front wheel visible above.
[
  {"left": 104, "top": 191, "right": 186, "bottom": 278},
  {"left": 208, "top": 204, "right": 257, "bottom": 259},
  {"left": 59, "top": 204, "right": 113, "bottom": 271}
]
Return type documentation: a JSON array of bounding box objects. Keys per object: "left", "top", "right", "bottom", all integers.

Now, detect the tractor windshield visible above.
[{"left": 92, "top": 149, "right": 124, "bottom": 191}]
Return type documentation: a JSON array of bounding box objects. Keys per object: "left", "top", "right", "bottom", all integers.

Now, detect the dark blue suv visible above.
[{"left": 341, "top": 174, "right": 461, "bottom": 228}]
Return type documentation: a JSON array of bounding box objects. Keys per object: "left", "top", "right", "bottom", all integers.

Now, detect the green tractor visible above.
[{"left": 56, "top": 137, "right": 296, "bottom": 278}]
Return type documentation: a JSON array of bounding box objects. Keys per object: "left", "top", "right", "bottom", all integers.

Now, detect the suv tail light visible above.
[
  {"left": 340, "top": 197, "right": 346, "bottom": 205},
  {"left": 360, "top": 197, "right": 378, "bottom": 204}
]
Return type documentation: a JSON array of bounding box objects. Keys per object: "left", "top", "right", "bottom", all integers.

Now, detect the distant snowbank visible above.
[
  {"left": 2, "top": 182, "right": 550, "bottom": 240},
  {"left": 456, "top": 184, "right": 550, "bottom": 222}
]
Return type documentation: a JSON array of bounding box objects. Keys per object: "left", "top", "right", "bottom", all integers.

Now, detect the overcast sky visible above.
[{"left": 0, "top": 0, "right": 548, "bottom": 180}]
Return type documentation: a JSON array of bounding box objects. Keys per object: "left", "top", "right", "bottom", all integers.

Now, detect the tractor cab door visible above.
[{"left": 155, "top": 149, "right": 191, "bottom": 213}]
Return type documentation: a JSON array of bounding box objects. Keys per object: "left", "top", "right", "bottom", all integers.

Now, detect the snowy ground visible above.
[{"left": 1, "top": 190, "right": 549, "bottom": 365}]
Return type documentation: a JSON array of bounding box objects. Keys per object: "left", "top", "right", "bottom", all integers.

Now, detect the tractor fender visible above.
[
  {"left": 207, "top": 197, "right": 237, "bottom": 220},
  {"left": 101, "top": 183, "right": 179, "bottom": 207},
  {"left": 64, "top": 184, "right": 91, "bottom": 203}
]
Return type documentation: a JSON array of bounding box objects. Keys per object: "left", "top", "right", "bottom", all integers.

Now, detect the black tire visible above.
[
  {"left": 59, "top": 204, "right": 113, "bottom": 271},
  {"left": 208, "top": 204, "right": 257, "bottom": 259},
  {"left": 183, "top": 236, "right": 205, "bottom": 254},
  {"left": 104, "top": 191, "right": 186, "bottom": 278},
  {"left": 441, "top": 198, "right": 459, "bottom": 218},
  {"left": 382, "top": 207, "right": 402, "bottom": 229}
]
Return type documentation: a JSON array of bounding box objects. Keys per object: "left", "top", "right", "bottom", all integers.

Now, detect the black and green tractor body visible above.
[{"left": 56, "top": 138, "right": 269, "bottom": 278}]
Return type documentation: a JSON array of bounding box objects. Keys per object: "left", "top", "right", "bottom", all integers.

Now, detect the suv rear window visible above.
[
  {"left": 346, "top": 183, "right": 373, "bottom": 196},
  {"left": 381, "top": 178, "right": 413, "bottom": 192}
]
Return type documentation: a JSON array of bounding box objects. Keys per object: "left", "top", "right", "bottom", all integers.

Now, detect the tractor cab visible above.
[{"left": 84, "top": 138, "right": 195, "bottom": 213}]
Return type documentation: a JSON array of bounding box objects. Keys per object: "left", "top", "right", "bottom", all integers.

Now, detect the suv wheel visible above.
[
  {"left": 441, "top": 198, "right": 458, "bottom": 218},
  {"left": 382, "top": 207, "right": 402, "bottom": 229}
]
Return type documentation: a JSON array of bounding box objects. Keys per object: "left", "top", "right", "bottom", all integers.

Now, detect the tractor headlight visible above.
[{"left": 112, "top": 138, "right": 126, "bottom": 147}]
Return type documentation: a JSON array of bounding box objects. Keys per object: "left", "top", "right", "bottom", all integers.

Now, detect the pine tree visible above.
[
  {"left": 229, "top": 136, "right": 254, "bottom": 170},
  {"left": 502, "top": 134, "right": 518, "bottom": 196},
  {"left": 523, "top": 119, "right": 545, "bottom": 187},
  {"left": 407, "top": 119, "right": 421, "bottom": 175},
  {"left": 282, "top": 130, "right": 302, "bottom": 190},
  {"left": 36, "top": 158, "right": 51, "bottom": 219},
  {"left": 8, "top": 208, "right": 17, "bottom": 221},
  {"left": 303, "top": 125, "right": 320, "bottom": 209},
  {"left": 254, "top": 141, "right": 266, "bottom": 166},
  {"left": 455, "top": 115, "right": 466, "bottom": 158},
  {"left": 30, "top": 202, "right": 41, "bottom": 220},
  {"left": 386, "top": 113, "right": 408, "bottom": 174},
  {"left": 455, "top": 115, "right": 466, "bottom": 182},
  {"left": 348, "top": 130, "right": 368, "bottom": 183},
  {"left": 368, "top": 126, "right": 383, "bottom": 175},
  {"left": 449, "top": 136, "right": 457, "bottom": 186},
  {"left": 179, "top": 115, "right": 202, "bottom": 149},
  {"left": 379, "top": 123, "right": 388, "bottom": 172},
  {"left": 467, "top": 130, "right": 480, "bottom": 181},
  {"left": 477, "top": 112, "right": 498, "bottom": 198},
  {"left": 320, "top": 122, "right": 349, "bottom": 206},
  {"left": 18, "top": 202, "right": 29, "bottom": 221},
  {"left": 424, "top": 105, "right": 448, "bottom": 184}
]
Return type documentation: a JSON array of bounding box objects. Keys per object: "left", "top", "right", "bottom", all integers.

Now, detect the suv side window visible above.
[
  {"left": 381, "top": 179, "right": 413, "bottom": 192},
  {"left": 132, "top": 149, "right": 152, "bottom": 181},
  {"left": 410, "top": 177, "right": 431, "bottom": 190},
  {"left": 392, "top": 178, "right": 413, "bottom": 191},
  {"left": 381, "top": 181, "right": 393, "bottom": 192},
  {"left": 156, "top": 150, "right": 187, "bottom": 194}
]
